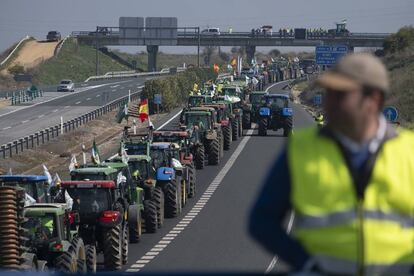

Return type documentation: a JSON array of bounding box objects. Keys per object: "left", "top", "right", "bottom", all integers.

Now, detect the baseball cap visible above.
[{"left": 316, "top": 53, "right": 389, "bottom": 93}]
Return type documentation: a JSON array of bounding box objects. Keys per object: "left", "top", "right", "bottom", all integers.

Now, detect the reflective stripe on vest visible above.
[{"left": 288, "top": 127, "right": 414, "bottom": 273}]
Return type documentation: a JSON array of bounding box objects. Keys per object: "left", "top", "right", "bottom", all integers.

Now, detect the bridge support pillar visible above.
[
  {"left": 348, "top": 46, "right": 355, "bottom": 53},
  {"left": 147, "top": 45, "right": 159, "bottom": 72},
  {"left": 246, "top": 46, "right": 256, "bottom": 65}
]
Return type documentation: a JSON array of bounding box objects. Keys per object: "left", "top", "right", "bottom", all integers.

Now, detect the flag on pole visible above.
[
  {"left": 69, "top": 154, "right": 78, "bottom": 172},
  {"left": 52, "top": 173, "right": 62, "bottom": 186},
  {"left": 148, "top": 116, "right": 155, "bottom": 130},
  {"left": 42, "top": 164, "right": 52, "bottom": 185},
  {"left": 91, "top": 139, "right": 101, "bottom": 164},
  {"left": 116, "top": 104, "right": 129, "bottom": 124},
  {"left": 139, "top": 99, "right": 149, "bottom": 123},
  {"left": 8, "top": 168, "right": 12, "bottom": 175}
]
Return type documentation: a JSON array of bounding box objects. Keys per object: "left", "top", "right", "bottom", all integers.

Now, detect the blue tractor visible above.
[
  {"left": 0, "top": 175, "right": 50, "bottom": 203},
  {"left": 258, "top": 94, "right": 293, "bottom": 137}
]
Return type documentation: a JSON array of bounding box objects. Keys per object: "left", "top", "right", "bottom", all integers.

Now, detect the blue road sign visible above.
[
  {"left": 383, "top": 106, "right": 398, "bottom": 122},
  {"left": 314, "top": 94, "right": 322, "bottom": 106},
  {"left": 315, "top": 45, "right": 348, "bottom": 65},
  {"left": 154, "top": 94, "right": 162, "bottom": 105}
]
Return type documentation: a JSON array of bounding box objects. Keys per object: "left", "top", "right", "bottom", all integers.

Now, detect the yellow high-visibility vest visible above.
[{"left": 288, "top": 127, "right": 414, "bottom": 275}]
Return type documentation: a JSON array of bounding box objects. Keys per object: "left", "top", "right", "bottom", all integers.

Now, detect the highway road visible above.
[
  {"left": 119, "top": 80, "right": 314, "bottom": 273},
  {"left": 0, "top": 78, "right": 150, "bottom": 145}
]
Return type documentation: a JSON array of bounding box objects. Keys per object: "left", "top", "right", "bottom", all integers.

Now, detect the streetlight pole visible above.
[
  {"left": 197, "top": 27, "right": 201, "bottom": 68},
  {"left": 95, "top": 26, "right": 99, "bottom": 76}
]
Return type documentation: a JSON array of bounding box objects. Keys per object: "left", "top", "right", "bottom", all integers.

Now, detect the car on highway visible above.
[
  {"left": 57, "top": 79, "right": 75, "bottom": 92},
  {"left": 201, "top": 28, "right": 220, "bottom": 36},
  {"left": 46, "top": 31, "right": 61, "bottom": 41}
]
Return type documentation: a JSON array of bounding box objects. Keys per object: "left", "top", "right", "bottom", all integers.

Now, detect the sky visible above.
[{"left": 0, "top": 0, "right": 413, "bottom": 53}]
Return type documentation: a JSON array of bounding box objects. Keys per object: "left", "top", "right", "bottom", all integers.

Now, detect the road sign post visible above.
[
  {"left": 313, "top": 94, "right": 322, "bottom": 107},
  {"left": 154, "top": 94, "right": 162, "bottom": 114},
  {"left": 315, "top": 45, "right": 348, "bottom": 65}
]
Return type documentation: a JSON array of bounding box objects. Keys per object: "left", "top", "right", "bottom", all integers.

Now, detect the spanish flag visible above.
[{"left": 139, "top": 99, "right": 149, "bottom": 123}]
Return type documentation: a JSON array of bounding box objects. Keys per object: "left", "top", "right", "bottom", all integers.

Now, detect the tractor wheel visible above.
[
  {"left": 103, "top": 224, "right": 122, "bottom": 270},
  {"left": 283, "top": 117, "right": 293, "bottom": 137},
  {"left": 195, "top": 145, "right": 205, "bottom": 170},
  {"left": 258, "top": 118, "right": 267, "bottom": 136},
  {"left": 164, "top": 180, "right": 181, "bottom": 218},
  {"left": 208, "top": 137, "right": 220, "bottom": 165},
  {"left": 181, "top": 180, "right": 187, "bottom": 207},
  {"left": 153, "top": 186, "right": 165, "bottom": 228},
  {"left": 223, "top": 125, "right": 232, "bottom": 150},
  {"left": 72, "top": 237, "right": 86, "bottom": 274},
  {"left": 188, "top": 164, "right": 196, "bottom": 198},
  {"left": 85, "top": 245, "right": 97, "bottom": 273},
  {"left": 232, "top": 119, "right": 239, "bottom": 141},
  {"left": 122, "top": 223, "right": 129, "bottom": 265},
  {"left": 242, "top": 112, "right": 251, "bottom": 130},
  {"left": 55, "top": 248, "right": 77, "bottom": 273},
  {"left": 128, "top": 204, "right": 142, "bottom": 243},
  {"left": 143, "top": 200, "right": 158, "bottom": 233},
  {"left": 238, "top": 116, "right": 243, "bottom": 137},
  {"left": 217, "top": 131, "right": 224, "bottom": 158}
]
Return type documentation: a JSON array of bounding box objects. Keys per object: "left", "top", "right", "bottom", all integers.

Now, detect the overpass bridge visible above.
[{"left": 72, "top": 28, "right": 390, "bottom": 71}]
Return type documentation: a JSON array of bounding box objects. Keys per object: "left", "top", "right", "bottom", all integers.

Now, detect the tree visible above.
[
  {"left": 268, "top": 49, "right": 281, "bottom": 57},
  {"left": 8, "top": 64, "right": 25, "bottom": 75}
]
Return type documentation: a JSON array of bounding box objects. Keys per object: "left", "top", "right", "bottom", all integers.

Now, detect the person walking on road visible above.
[{"left": 249, "top": 53, "right": 414, "bottom": 275}]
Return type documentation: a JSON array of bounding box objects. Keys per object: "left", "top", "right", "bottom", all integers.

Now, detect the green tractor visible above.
[
  {"left": 201, "top": 103, "right": 233, "bottom": 151},
  {"left": 180, "top": 95, "right": 214, "bottom": 124},
  {"left": 181, "top": 108, "right": 223, "bottom": 168},
  {"left": 257, "top": 94, "right": 294, "bottom": 137},
  {"left": 24, "top": 203, "right": 92, "bottom": 273},
  {"left": 249, "top": 91, "right": 269, "bottom": 126}
]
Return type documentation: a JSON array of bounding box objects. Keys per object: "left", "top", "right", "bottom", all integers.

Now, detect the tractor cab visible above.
[
  {"left": 264, "top": 94, "right": 290, "bottom": 109},
  {"left": 183, "top": 111, "right": 213, "bottom": 131},
  {"left": 0, "top": 175, "right": 50, "bottom": 203},
  {"left": 187, "top": 95, "right": 213, "bottom": 107}
]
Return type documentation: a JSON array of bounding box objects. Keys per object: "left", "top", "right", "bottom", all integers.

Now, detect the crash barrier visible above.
[
  {"left": 10, "top": 89, "right": 44, "bottom": 105},
  {"left": 0, "top": 90, "right": 142, "bottom": 159},
  {"left": 0, "top": 36, "right": 31, "bottom": 67},
  {"left": 84, "top": 67, "right": 186, "bottom": 82}
]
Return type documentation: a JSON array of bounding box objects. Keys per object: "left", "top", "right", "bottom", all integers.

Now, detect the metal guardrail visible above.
[
  {"left": 84, "top": 67, "right": 186, "bottom": 82},
  {"left": 0, "top": 90, "right": 142, "bottom": 159},
  {"left": 0, "top": 36, "right": 31, "bottom": 67}
]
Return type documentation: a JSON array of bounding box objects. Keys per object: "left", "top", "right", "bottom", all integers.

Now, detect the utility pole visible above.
[
  {"left": 95, "top": 26, "right": 99, "bottom": 76},
  {"left": 197, "top": 27, "right": 201, "bottom": 68}
]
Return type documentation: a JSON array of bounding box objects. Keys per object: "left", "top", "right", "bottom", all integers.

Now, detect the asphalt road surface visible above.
[
  {"left": 0, "top": 78, "right": 149, "bottom": 145},
  {"left": 119, "top": 80, "right": 314, "bottom": 274}
]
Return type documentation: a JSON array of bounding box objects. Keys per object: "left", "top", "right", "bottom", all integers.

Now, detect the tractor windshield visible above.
[
  {"left": 185, "top": 114, "right": 210, "bottom": 129},
  {"left": 250, "top": 94, "right": 266, "bottom": 105},
  {"left": 223, "top": 87, "right": 240, "bottom": 97},
  {"left": 66, "top": 188, "right": 110, "bottom": 215},
  {"left": 150, "top": 149, "right": 169, "bottom": 169},
  {"left": 125, "top": 143, "right": 147, "bottom": 155},
  {"left": 129, "top": 160, "right": 149, "bottom": 179},
  {"left": 266, "top": 97, "right": 287, "bottom": 109},
  {"left": 188, "top": 97, "right": 205, "bottom": 107},
  {"left": 25, "top": 213, "right": 57, "bottom": 242},
  {"left": 0, "top": 180, "right": 48, "bottom": 203}
]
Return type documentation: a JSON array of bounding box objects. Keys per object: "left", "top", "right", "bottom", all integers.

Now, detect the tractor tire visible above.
[
  {"left": 195, "top": 145, "right": 205, "bottom": 170},
  {"left": 188, "top": 164, "right": 196, "bottom": 198},
  {"left": 164, "top": 180, "right": 181, "bottom": 218},
  {"left": 122, "top": 223, "right": 129, "bottom": 265},
  {"left": 103, "top": 224, "right": 123, "bottom": 270},
  {"left": 283, "top": 117, "right": 293, "bottom": 137},
  {"left": 181, "top": 180, "right": 187, "bottom": 207},
  {"left": 72, "top": 237, "right": 86, "bottom": 274},
  {"left": 55, "top": 249, "right": 77, "bottom": 273},
  {"left": 219, "top": 131, "right": 224, "bottom": 157},
  {"left": 223, "top": 125, "right": 232, "bottom": 150},
  {"left": 85, "top": 245, "right": 97, "bottom": 273},
  {"left": 143, "top": 200, "right": 158, "bottom": 233},
  {"left": 238, "top": 116, "right": 243, "bottom": 137},
  {"left": 153, "top": 186, "right": 165, "bottom": 228},
  {"left": 208, "top": 137, "right": 220, "bottom": 165},
  {"left": 258, "top": 118, "right": 267, "bottom": 136},
  {"left": 242, "top": 112, "right": 251, "bottom": 130},
  {"left": 231, "top": 119, "right": 239, "bottom": 141},
  {"left": 128, "top": 204, "right": 142, "bottom": 243}
]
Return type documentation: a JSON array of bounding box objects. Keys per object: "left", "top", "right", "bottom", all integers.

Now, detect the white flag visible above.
[
  {"left": 69, "top": 154, "right": 78, "bottom": 172},
  {"left": 42, "top": 164, "right": 52, "bottom": 185},
  {"left": 117, "top": 172, "right": 126, "bottom": 186},
  {"left": 252, "top": 77, "right": 259, "bottom": 85},
  {"left": 148, "top": 117, "right": 155, "bottom": 130}
]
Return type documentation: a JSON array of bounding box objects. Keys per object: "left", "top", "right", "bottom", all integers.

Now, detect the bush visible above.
[
  {"left": 384, "top": 26, "right": 414, "bottom": 54},
  {"left": 8, "top": 64, "right": 25, "bottom": 75},
  {"left": 142, "top": 68, "right": 216, "bottom": 113}
]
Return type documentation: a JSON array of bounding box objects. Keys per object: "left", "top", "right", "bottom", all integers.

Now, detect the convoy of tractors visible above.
[{"left": 0, "top": 67, "right": 297, "bottom": 273}]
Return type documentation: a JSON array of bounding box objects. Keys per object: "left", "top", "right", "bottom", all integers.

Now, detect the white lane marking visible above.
[
  {"left": 53, "top": 109, "right": 59, "bottom": 112},
  {"left": 2, "top": 126, "right": 11, "bottom": 130},
  {"left": 75, "top": 101, "right": 81, "bottom": 105},
  {"left": 112, "top": 89, "right": 117, "bottom": 92},
  {"left": 126, "top": 269, "right": 140, "bottom": 272},
  {"left": 265, "top": 212, "right": 295, "bottom": 274},
  {"left": 156, "top": 110, "right": 182, "bottom": 130},
  {"left": 131, "top": 264, "right": 146, "bottom": 268},
  {"left": 154, "top": 244, "right": 168, "bottom": 248},
  {"left": 136, "top": 260, "right": 151, "bottom": 263},
  {"left": 86, "top": 98, "right": 91, "bottom": 101},
  {"left": 96, "top": 94, "right": 101, "bottom": 97},
  {"left": 110, "top": 85, "right": 120, "bottom": 88},
  {"left": 21, "top": 120, "right": 29, "bottom": 123},
  {"left": 126, "top": 128, "right": 255, "bottom": 273},
  {"left": 265, "top": 79, "right": 292, "bottom": 92},
  {"left": 64, "top": 106, "right": 70, "bottom": 109},
  {"left": 38, "top": 114, "right": 45, "bottom": 118}
]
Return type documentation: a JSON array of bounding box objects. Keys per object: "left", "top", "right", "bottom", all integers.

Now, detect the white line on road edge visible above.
[
  {"left": 265, "top": 212, "right": 295, "bottom": 274},
  {"left": 125, "top": 128, "right": 255, "bottom": 273},
  {"left": 265, "top": 80, "right": 292, "bottom": 92}
]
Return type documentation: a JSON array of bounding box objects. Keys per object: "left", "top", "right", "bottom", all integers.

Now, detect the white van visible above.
[{"left": 201, "top": 28, "right": 221, "bottom": 36}]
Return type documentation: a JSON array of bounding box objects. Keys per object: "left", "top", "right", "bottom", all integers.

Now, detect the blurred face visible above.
[{"left": 324, "top": 87, "right": 379, "bottom": 136}]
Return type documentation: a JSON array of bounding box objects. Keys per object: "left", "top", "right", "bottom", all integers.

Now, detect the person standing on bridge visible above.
[{"left": 249, "top": 53, "right": 414, "bottom": 275}]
